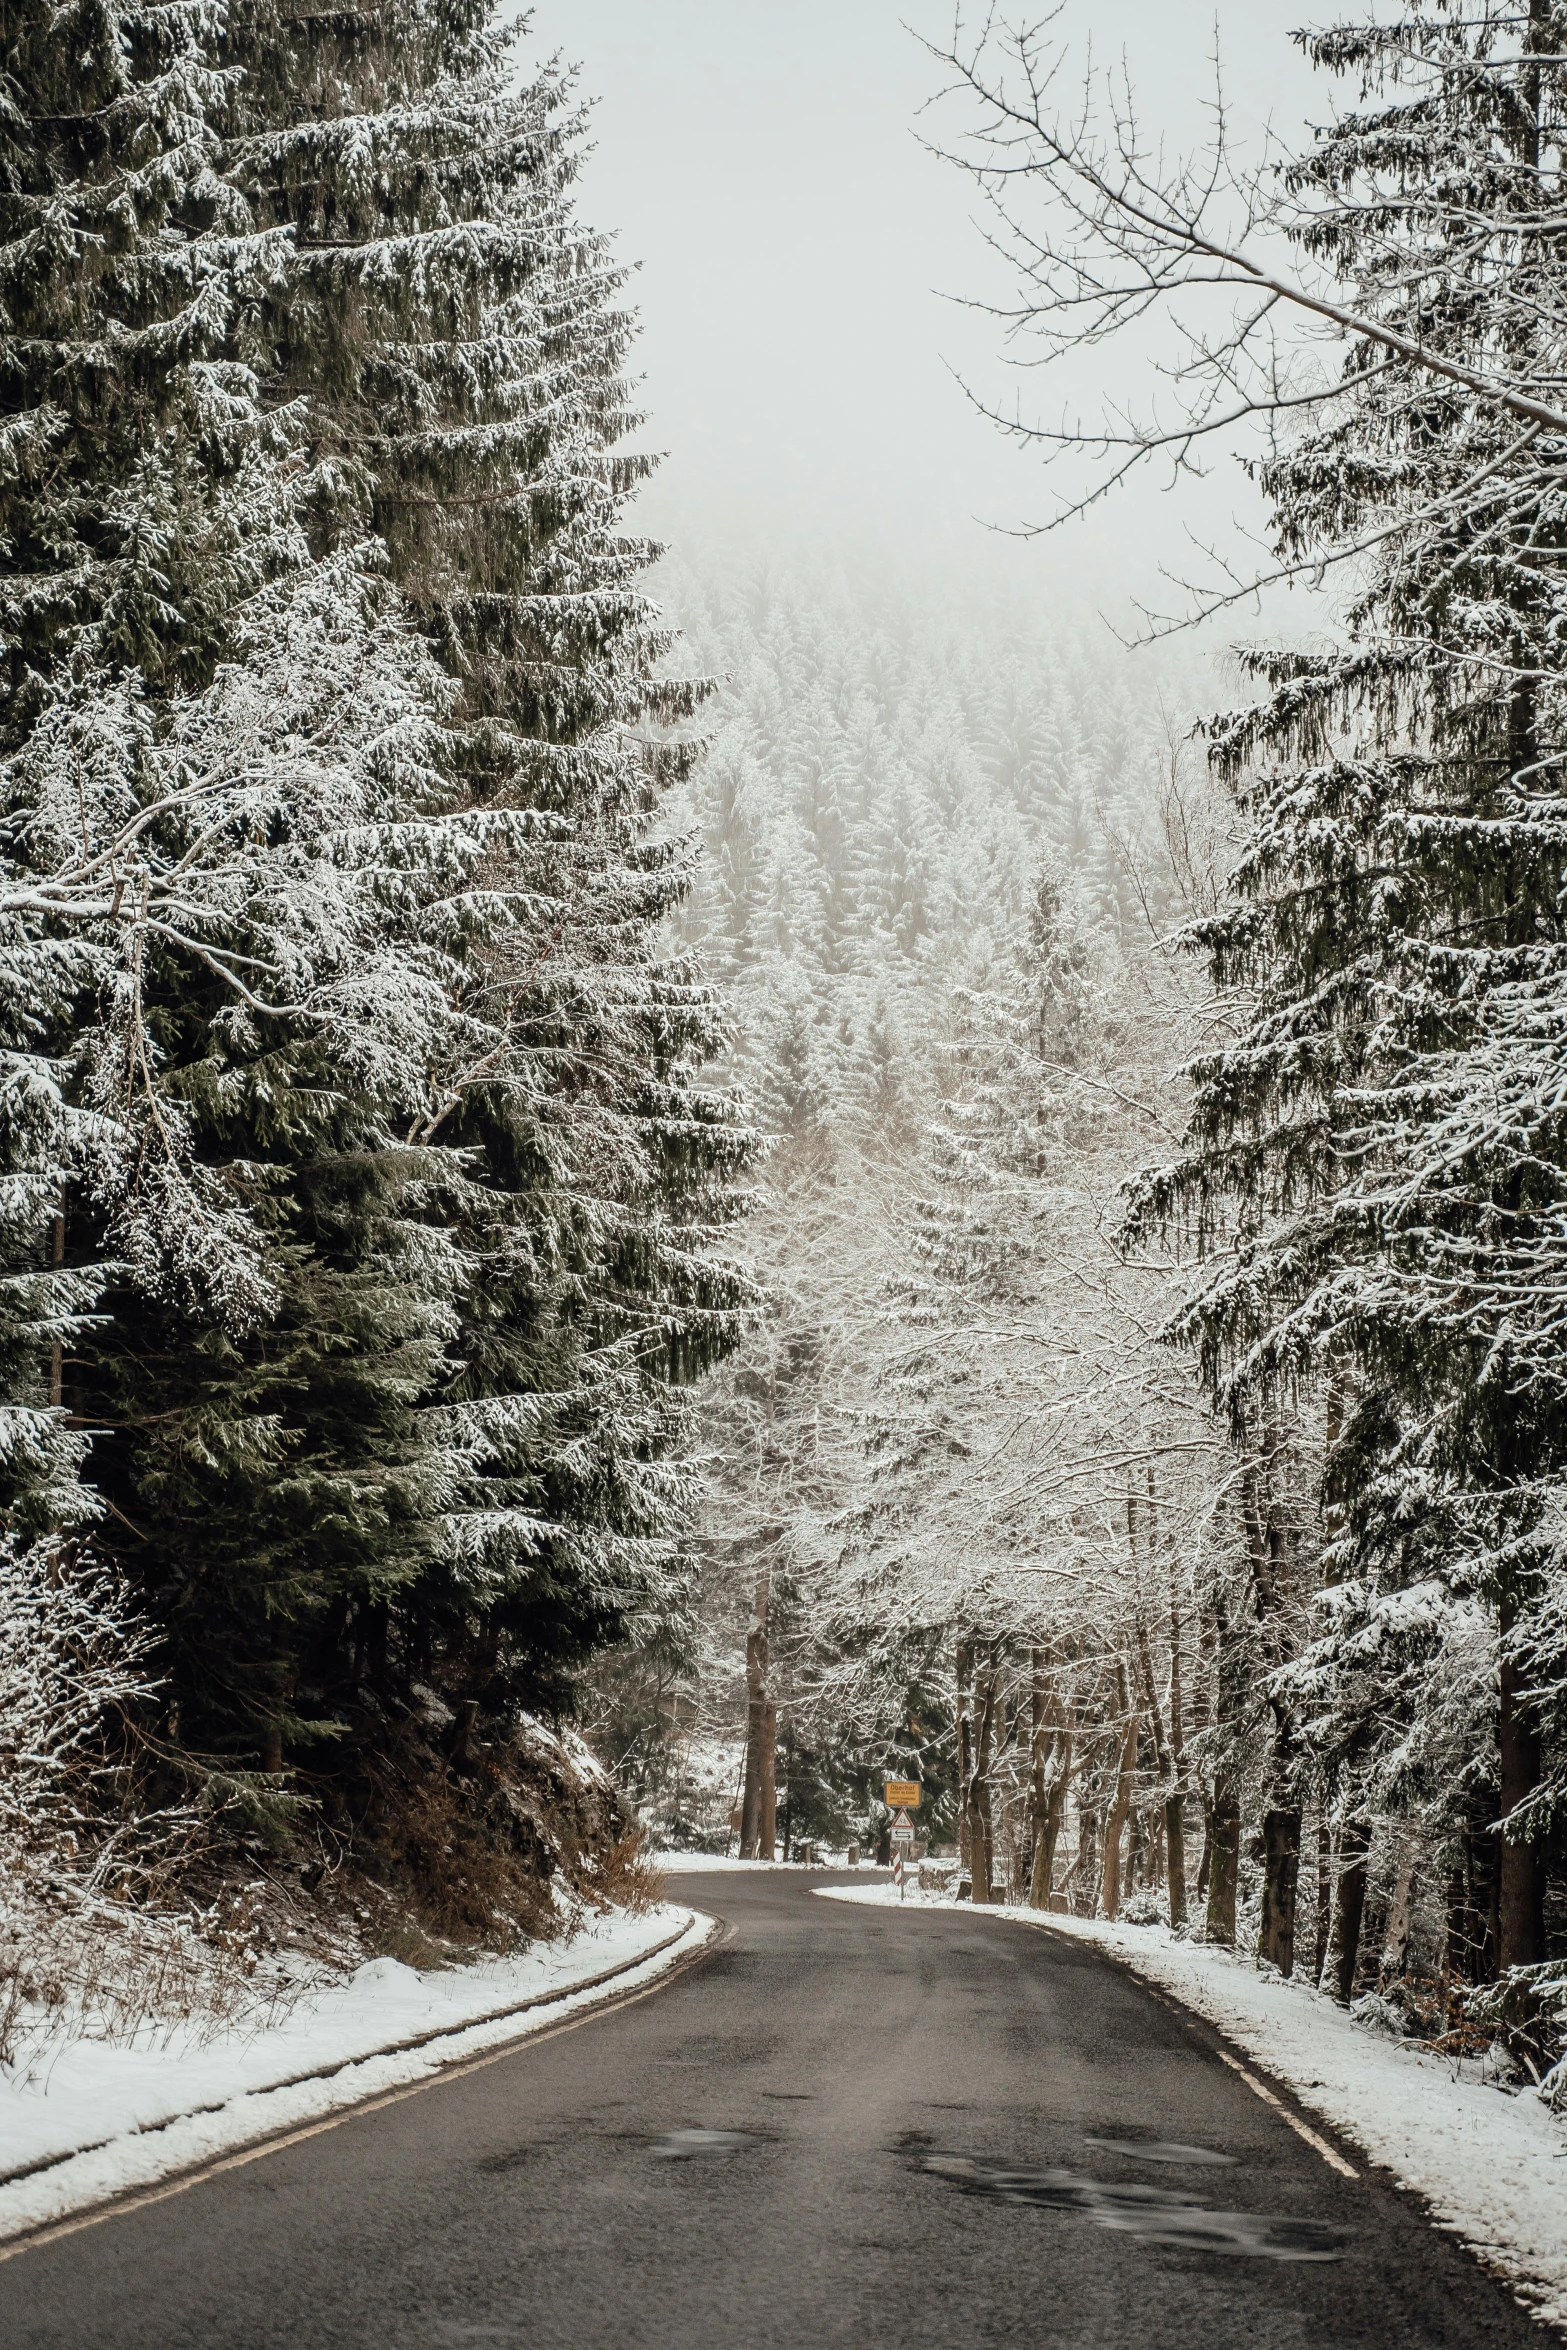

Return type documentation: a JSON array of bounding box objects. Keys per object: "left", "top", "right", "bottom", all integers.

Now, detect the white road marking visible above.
[
  {"left": 0, "top": 1918, "right": 730, "bottom": 2268},
  {"left": 1215, "top": 2049, "right": 1359, "bottom": 2177}
]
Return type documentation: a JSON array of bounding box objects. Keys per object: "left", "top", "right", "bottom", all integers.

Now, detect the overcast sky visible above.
[{"left": 529, "top": 3, "right": 1319, "bottom": 620}]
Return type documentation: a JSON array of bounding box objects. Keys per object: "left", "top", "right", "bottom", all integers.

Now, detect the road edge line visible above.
[
  {"left": 813, "top": 1888, "right": 1367, "bottom": 2183},
  {"left": 0, "top": 1908, "right": 729, "bottom": 2268}
]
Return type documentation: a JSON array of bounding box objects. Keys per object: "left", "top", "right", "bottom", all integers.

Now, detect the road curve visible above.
[{"left": 0, "top": 1869, "right": 1544, "bottom": 2349}]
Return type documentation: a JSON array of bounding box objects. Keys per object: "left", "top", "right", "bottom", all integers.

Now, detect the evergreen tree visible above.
[
  {"left": 54, "top": 2, "right": 755, "bottom": 1766},
  {"left": 1123, "top": 2, "right": 1567, "bottom": 1969},
  {"left": 0, "top": 3, "right": 753, "bottom": 1803},
  {"left": 0, "top": 0, "right": 309, "bottom": 1538}
]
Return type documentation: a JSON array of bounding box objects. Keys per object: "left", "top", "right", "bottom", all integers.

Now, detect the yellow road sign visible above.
[{"left": 884, "top": 1779, "right": 921, "bottom": 1807}]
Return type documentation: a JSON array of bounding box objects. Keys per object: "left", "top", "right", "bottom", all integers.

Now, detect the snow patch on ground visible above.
[
  {"left": 817, "top": 1884, "right": 1567, "bottom": 2330},
  {"left": 0, "top": 1903, "right": 708, "bottom": 2252}
]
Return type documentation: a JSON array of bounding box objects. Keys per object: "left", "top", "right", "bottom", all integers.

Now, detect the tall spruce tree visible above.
[
  {"left": 0, "top": 0, "right": 299, "bottom": 1539},
  {"left": 54, "top": 3, "right": 754, "bottom": 1768},
  {"left": 0, "top": 3, "right": 529, "bottom": 1777},
  {"left": 1120, "top": 2, "right": 1567, "bottom": 1969}
]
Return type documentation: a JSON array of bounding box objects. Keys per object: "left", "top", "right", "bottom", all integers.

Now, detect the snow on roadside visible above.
[
  {"left": 0, "top": 1903, "right": 710, "bottom": 2252},
  {"left": 818, "top": 1884, "right": 1567, "bottom": 2331}
]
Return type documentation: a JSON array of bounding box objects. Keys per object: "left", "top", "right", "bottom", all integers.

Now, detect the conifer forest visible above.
[{"left": 7, "top": 7, "right": 1567, "bottom": 2337}]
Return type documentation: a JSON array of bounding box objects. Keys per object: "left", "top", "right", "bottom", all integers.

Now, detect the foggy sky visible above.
[{"left": 531, "top": 3, "right": 1318, "bottom": 617}]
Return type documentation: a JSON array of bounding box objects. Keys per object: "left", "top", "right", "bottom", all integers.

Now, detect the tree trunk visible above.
[
  {"left": 1259, "top": 1806, "right": 1301, "bottom": 1975},
  {"left": 1203, "top": 1594, "right": 1243, "bottom": 1944},
  {"left": 1328, "top": 1812, "right": 1370, "bottom": 2005},
  {"left": 1192, "top": 1605, "right": 1217, "bottom": 1903},
  {"left": 1497, "top": 1588, "right": 1543, "bottom": 1970},
  {"left": 260, "top": 1722, "right": 284, "bottom": 1774},
  {"left": 740, "top": 1568, "right": 775, "bottom": 1860},
  {"left": 448, "top": 1697, "right": 478, "bottom": 1771},
  {"left": 759, "top": 1698, "right": 777, "bottom": 1858},
  {"left": 1257, "top": 1699, "right": 1302, "bottom": 1977},
  {"left": 1163, "top": 1792, "right": 1187, "bottom": 1923},
  {"left": 1243, "top": 1427, "right": 1302, "bottom": 1976},
  {"left": 1443, "top": 1867, "right": 1467, "bottom": 2017},
  {"left": 781, "top": 1717, "right": 794, "bottom": 1862},
  {"left": 1380, "top": 1842, "right": 1416, "bottom": 1983},
  {"left": 1101, "top": 1660, "right": 1139, "bottom": 1921},
  {"left": 1166, "top": 1561, "right": 1189, "bottom": 1928},
  {"left": 48, "top": 1206, "right": 65, "bottom": 1409},
  {"left": 1455, "top": 1822, "right": 1498, "bottom": 1985},
  {"left": 1313, "top": 1808, "right": 1332, "bottom": 1986},
  {"left": 1204, "top": 1782, "right": 1239, "bottom": 1945},
  {"left": 1027, "top": 1649, "right": 1071, "bottom": 1909},
  {"left": 1074, "top": 1805, "right": 1100, "bottom": 1916},
  {"left": 1134, "top": 1598, "right": 1183, "bottom": 1925},
  {"left": 965, "top": 1647, "right": 998, "bottom": 1901},
  {"left": 365, "top": 1600, "right": 389, "bottom": 1688},
  {"left": 1037, "top": 1748, "right": 1072, "bottom": 1906},
  {"left": 956, "top": 1640, "right": 973, "bottom": 1877}
]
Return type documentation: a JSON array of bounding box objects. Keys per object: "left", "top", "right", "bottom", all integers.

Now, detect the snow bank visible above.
[
  {"left": 817, "top": 1884, "right": 1567, "bottom": 2330},
  {"left": 0, "top": 1903, "right": 711, "bottom": 2255}
]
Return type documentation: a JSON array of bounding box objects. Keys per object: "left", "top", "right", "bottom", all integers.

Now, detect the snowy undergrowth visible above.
[
  {"left": 0, "top": 1904, "right": 708, "bottom": 2249},
  {"left": 0, "top": 1544, "right": 299, "bottom": 2075},
  {"left": 818, "top": 1884, "right": 1567, "bottom": 2330}
]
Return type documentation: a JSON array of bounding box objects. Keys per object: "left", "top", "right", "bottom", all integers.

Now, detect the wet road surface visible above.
[{"left": 0, "top": 1869, "right": 1546, "bottom": 2349}]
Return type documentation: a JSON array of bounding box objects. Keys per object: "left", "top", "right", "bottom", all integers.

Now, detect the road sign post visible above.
[{"left": 890, "top": 1806, "right": 916, "bottom": 1898}]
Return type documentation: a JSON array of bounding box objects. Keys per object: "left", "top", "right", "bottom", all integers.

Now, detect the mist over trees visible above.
[
  {"left": 628, "top": 0, "right": 1567, "bottom": 2070},
  {"left": 618, "top": 570, "right": 1234, "bottom": 1885}
]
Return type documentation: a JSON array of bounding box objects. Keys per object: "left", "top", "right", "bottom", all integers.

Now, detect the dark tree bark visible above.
[
  {"left": 1328, "top": 1813, "right": 1370, "bottom": 2004},
  {"left": 740, "top": 1568, "right": 775, "bottom": 1860},
  {"left": 447, "top": 1696, "right": 478, "bottom": 1771},
  {"left": 1165, "top": 1561, "right": 1189, "bottom": 1928},
  {"left": 1164, "top": 1790, "right": 1188, "bottom": 1924},
  {"left": 1203, "top": 1590, "right": 1244, "bottom": 1944},
  {"left": 965, "top": 1647, "right": 999, "bottom": 1901},
  {"left": 1243, "top": 1437, "right": 1303, "bottom": 1976},
  {"left": 366, "top": 1600, "right": 390, "bottom": 1688},
  {"left": 1259, "top": 1807, "right": 1301, "bottom": 1975},
  {"left": 1256, "top": 1713, "right": 1302, "bottom": 1977},
  {"left": 1497, "top": 1588, "right": 1544, "bottom": 1970},
  {"left": 1101, "top": 1659, "right": 1140, "bottom": 1921},
  {"left": 1073, "top": 1807, "right": 1101, "bottom": 1917},
  {"left": 1452, "top": 1823, "right": 1499, "bottom": 1987},
  {"left": 1192, "top": 1605, "right": 1217, "bottom": 1902},
  {"left": 1133, "top": 1589, "right": 1184, "bottom": 1925},
  {"left": 1313, "top": 1809, "right": 1332, "bottom": 1986},
  {"left": 956, "top": 1640, "right": 973, "bottom": 1878},
  {"left": 1027, "top": 1648, "right": 1071, "bottom": 1909},
  {"left": 48, "top": 1206, "right": 64, "bottom": 1409},
  {"left": 1380, "top": 1843, "right": 1416, "bottom": 1981},
  {"left": 1204, "top": 1782, "right": 1240, "bottom": 1944}
]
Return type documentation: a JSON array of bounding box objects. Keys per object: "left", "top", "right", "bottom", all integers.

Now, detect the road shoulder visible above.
[
  {"left": 816, "top": 1883, "right": 1567, "bottom": 2332},
  {"left": 0, "top": 1903, "right": 719, "bottom": 2260}
]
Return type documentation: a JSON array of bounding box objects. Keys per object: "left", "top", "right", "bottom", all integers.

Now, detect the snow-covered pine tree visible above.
[
  {"left": 1123, "top": 1, "right": 1567, "bottom": 1973},
  {"left": 158, "top": 2, "right": 759, "bottom": 1737},
  {"left": 0, "top": 5, "right": 543, "bottom": 1781},
  {"left": 0, "top": 0, "right": 297, "bottom": 1536}
]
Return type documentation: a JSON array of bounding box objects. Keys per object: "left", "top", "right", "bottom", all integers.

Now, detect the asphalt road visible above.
[{"left": 1, "top": 1870, "right": 1545, "bottom": 2350}]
